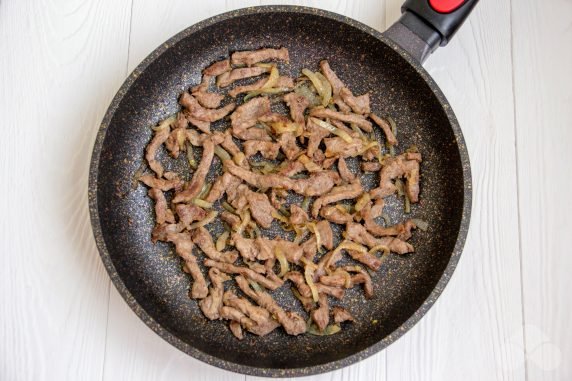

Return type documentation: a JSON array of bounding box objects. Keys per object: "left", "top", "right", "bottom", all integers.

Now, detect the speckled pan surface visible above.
[{"left": 88, "top": 6, "right": 471, "bottom": 378}]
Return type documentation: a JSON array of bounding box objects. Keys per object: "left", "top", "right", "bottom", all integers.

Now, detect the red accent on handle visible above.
[{"left": 429, "top": 0, "right": 466, "bottom": 13}]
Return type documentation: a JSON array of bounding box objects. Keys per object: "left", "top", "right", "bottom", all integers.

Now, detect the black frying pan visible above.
[{"left": 89, "top": 2, "right": 476, "bottom": 377}]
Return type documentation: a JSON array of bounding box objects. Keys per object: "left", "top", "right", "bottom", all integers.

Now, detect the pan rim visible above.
[{"left": 88, "top": 5, "right": 472, "bottom": 378}]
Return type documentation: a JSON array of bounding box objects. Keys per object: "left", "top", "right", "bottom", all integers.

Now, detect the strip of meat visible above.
[
  {"left": 232, "top": 234, "right": 304, "bottom": 263},
  {"left": 173, "top": 139, "right": 214, "bottom": 203},
  {"left": 347, "top": 249, "right": 382, "bottom": 271},
  {"left": 316, "top": 284, "right": 345, "bottom": 299},
  {"left": 232, "top": 234, "right": 260, "bottom": 261},
  {"left": 291, "top": 171, "right": 339, "bottom": 197},
  {"left": 361, "top": 161, "right": 382, "bottom": 172},
  {"left": 147, "top": 188, "right": 175, "bottom": 224},
  {"left": 370, "top": 152, "right": 421, "bottom": 202},
  {"left": 277, "top": 160, "right": 304, "bottom": 177},
  {"left": 151, "top": 223, "right": 182, "bottom": 242},
  {"left": 316, "top": 220, "right": 334, "bottom": 250},
  {"left": 290, "top": 205, "right": 309, "bottom": 225},
  {"left": 333, "top": 95, "right": 352, "bottom": 113},
  {"left": 224, "top": 160, "right": 295, "bottom": 190},
  {"left": 323, "top": 136, "right": 367, "bottom": 158},
  {"left": 164, "top": 113, "right": 188, "bottom": 158},
  {"left": 223, "top": 291, "right": 280, "bottom": 336},
  {"left": 306, "top": 117, "right": 331, "bottom": 157},
  {"left": 345, "top": 222, "right": 414, "bottom": 254},
  {"left": 283, "top": 271, "right": 313, "bottom": 299},
  {"left": 192, "top": 75, "right": 211, "bottom": 93},
  {"left": 319, "top": 60, "right": 345, "bottom": 96},
  {"left": 185, "top": 112, "right": 211, "bottom": 134},
  {"left": 228, "top": 76, "right": 294, "bottom": 97},
  {"left": 166, "top": 232, "right": 208, "bottom": 299},
  {"left": 370, "top": 113, "right": 398, "bottom": 146},
  {"left": 139, "top": 174, "right": 183, "bottom": 191},
  {"left": 192, "top": 227, "right": 238, "bottom": 263},
  {"left": 175, "top": 204, "right": 207, "bottom": 227},
  {"left": 310, "top": 107, "right": 372, "bottom": 132},
  {"left": 204, "top": 172, "right": 241, "bottom": 204},
  {"left": 205, "top": 259, "right": 283, "bottom": 290},
  {"left": 203, "top": 59, "right": 231, "bottom": 76},
  {"left": 228, "top": 320, "right": 244, "bottom": 340},
  {"left": 221, "top": 211, "right": 241, "bottom": 230},
  {"left": 235, "top": 275, "right": 306, "bottom": 335},
  {"left": 192, "top": 90, "right": 225, "bottom": 109},
  {"left": 231, "top": 47, "right": 289, "bottom": 66},
  {"left": 179, "top": 92, "right": 235, "bottom": 123},
  {"left": 145, "top": 123, "right": 171, "bottom": 177},
  {"left": 339, "top": 87, "right": 370, "bottom": 115},
  {"left": 338, "top": 157, "right": 356, "bottom": 183},
  {"left": 284, "top": 92, "right": 310, "bottom": 125},
  {"left": 311, "top": 294, "right": 330, "bottom": 332},
  {"left": 332, "top": 306, "right": 354, "bottom": 323},
  {"left": 344, "top": 266, "right": 373, "bottom": 299},
  {"left": 216, "top": 67, "right": 271, "bottom": 88},
  {"left": 312, "top": 179, "right": 363, "bottom": 217},
  {"left": 230, "top": 97, "right": 271, "bottom": 132},
  {"left": 199, "top": 268, "right": 231, "bottom": 319},
  {"left": 243, "top": 140, "right": 280, "bottom": 160},
  {"left": 245, "top": 191, "right": 276, "bottom": 228},
  {"left": 278, "top": 132, "right": 300, "bottom": 160},
  {"left": 319, "top": 205, "right": 354, "bottom": 224}
]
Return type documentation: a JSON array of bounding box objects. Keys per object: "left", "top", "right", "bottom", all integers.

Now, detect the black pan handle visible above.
[{"left": 383, "top": 0, "right": 479, "bottom": 63}]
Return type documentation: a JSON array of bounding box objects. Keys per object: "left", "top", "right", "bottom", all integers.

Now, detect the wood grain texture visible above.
[
  {"left": 512, "top": 0, "right": 572, "bottom": 379},
  {"left": 383, "top": 0, "right": 527, "bottom": 380},
  {"left": 0, "top": 0, "right": 132, "bottom": 380}
]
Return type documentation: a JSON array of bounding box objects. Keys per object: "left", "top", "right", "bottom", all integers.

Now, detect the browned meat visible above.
[
  {"left": 245, "top": 191, "right": 276, "bottom": 228},
  {"left": 311, "top": 294, "right": 330, "bottom": 332},
  {"left": 332, "top": 306, "right": 354, "bottom": 323},
  {"left": 301, "top": 236, "right": 317, "bottom": 261},
  {"left": 226, "top": 183, "right": 250, "bottom": 211},
  {"left": 230, "top": 97, "right": 271, "bottom": 132},
  {"left": 278, "top": 132, "right": 301, "bottom": 160},
  {"left": 370, "top": 152, "right": 421, "bottom": 202},
  {"left": 277, "top": 160, "right": 304, "bottom": 177},
  {"left": 345, "top": 222, "right": 414, "bottom": 254},
  {"left": 291, "top": 171, "right": 339, "bottom": 197},
  {"left": 203, "top": 59, "right": 231, "bottom": 76},
  {"left": 319, "top": 60, "right": 345, "bottom": 95},
  {"left": 220, "top": 131, "right": 239, "bottom": 156},
  {"left": 221, "top": 211, "right": 241, "bottom": 230},
  {"left": 234, "top": 127, "right": 272, "bottom": 141},
  {"left": 232, "top": 234, "right": 303, "bottom": 264},
  {"left": 344, "top": 266, "right": 373, "bottom": 299},
  {"left": 175, "top": 204, "right": 207, "bottom": 227},
  {"left": 361, "top": 201, "right": 417, "bottom": 240},
  {"left": 310, "top": 107, "right": 372, "bottom": 132},
  {"left": 323, "top": 136, "right": 367, "bottom": 158},
  {"left": 205, "top": 259, "right": 283, "bottom": 290},
  {"left": 231, "top": 47, "right": 289, "bottom": 66},
  {"left": 243, "top": 140, "right": 280, "bottom": 160},
  {"left": 148, "top": 188, "right": 175, "bottom": 224},
  {"left": 192, "top": 75, "right": 211, "bottom": 93},
  {"left": 224, "top": 160, "right": 295, "bottom": 190},
  {"left": 199, "top": 268, "right": 231, "bottom": 319},
  {"left": 290, "top": 205, "right": 309, "bottom": 225},
  {"left": 173, "top": 140, "right": 214, "bottom": 203},
  {"left": 312, "top": 179, "right": 363, "bottom": 217},
  {"left": 204, "top": 172, "right": 241, "bottom": 204},
  {"left": 216, "top": 66, "right": 271, "bottom": 88},
  {"left": 192, "top": 90, "right": 224, "bottom": 109},
  {"left": 316, "top": 284, "right": 345, "bottom": 299},
  {"left": 315, "top": 249, "right": 343, "bottom": 280},
  {"left": 319, "top": 205, "right": 354, "bottom": 224},
  {"left": 338, "top": 157, "right": 356, "bottom": 183},
  {"left": 192, "top": 227, "right": 238, "bottom": 263},
  {"left": 305, "top": 117, "right": 331, "bottom": 157},
  {"left": 232, "top": 234, "right": 260, "bottom": 261},
  {"left": 228, "top": 320, "right": 244, "bottom": 340},
  {"left": 165, "top": 113, "right": 187, "bottom": 158},
  {"left": 347, "top": 249, "right": 382, "bottom": 271},
  {"left": 166, "top": 232, "right": 208, "bottom": 299},
  {"left": 223, "top": 291, "right": 280, "bottom": 336},
  {"left": 228, "top": 76, "right": 294, "bottom": 97},
  {"left": 139, "top": 174, "right": 183, "bottom": 191},
  {"left": 151, "top": 223, "right": 182, "bottom": 243},
  {"left": 361, "top": 161, "right": 382, "bottom": 172},
  {"left": 339, "top": 87, "right": 370, "bottom": 115},
  {"left": 284, "top": 92, "right": 310, "bottom": 125},
  {"left": 333, "top": 95, "right": 352, "bottom": 113},
  {"left": 179, "top": 92, "right": 235, "bottom": 122},
  {"left": 235, "top": 275, "right": 306, "bottom": 335},
  {"left": 316, "top": 220, "right": 334, "bottom": 250},
  {"left": 145, "top": 122, "right": 171, "bottom": 177},
  {"left": 370, "top": 113, "right": 397, "bottom": 146},
  {"left": 185, "top": 113, "right": 211, "bottom": 134},
  {"left": 283, "top": 271, "right": 312, "bottom": 299},
  {"left": 318, "top": 273, "right": 349, "bottom": 288}
]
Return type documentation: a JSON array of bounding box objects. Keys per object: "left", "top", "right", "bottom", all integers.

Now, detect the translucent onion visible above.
[
  {"left": 222, "top": 201, "right": 236, "bottom": 213},
  {"left": 333, "top": 268, "right": 353, "bottom": 288},
  {"left": 354, "top": 193, "right": 371, "bottom": 212},
  {"left": 310, "top": 117, "right": 353, "bottom": 143},
  {"left": 152, "top": 115, "right": 175, "bottom": 132},
  {"left": 186, "top": 210, "right": 218, "bottom": 230},
  {"left": 243, "top": 87, "right": 290, "bottom": 102},
  {"left": 186, "top": 142, "right": 197, "bottom": 169},
  {"left": 411, "top": 218, "right": 429, "bottom": 231},
  {"left": 298, "top": 154, "right": 321, "bottom": 172},
  {"left": 271, "top": 210, "right": 290, "bottom": 225},
  {"left": 262, "top": 65, "right": 279, "bottom": 89},
  {"left": 304, "top": 264, "right": 319, "bottom": 302},
  {"left": 301, "top": 197, "right": 311, "bottom": 211},
  {"left": 237, "top": 209, "right": 251, "bottom": 234},
  {"left": 233, "top": 152, "right": 246, "bottom": 166},
  {"left": 197, "top": 182, "right": 212, "bottom": 199},
  {"left": 216, "top": 231, "right": 229, "bottom": 251},
  {"left": 302, "top": 69, "right": 331, "bottom": 107},
  {"left": 334, "top": 240, "right": 368, "bottom": 254},
  {"left": 214, "top": 145, "right": 231, "bottom": 161},
  {"left": 248, "top": 221, "right": 261, "bottom": 238},
  {"left": 368, "top": 245, "right": 390, "bottom": 256},
  {"left": 306, "top": 222, "right": 321, "bottom": 251},
  {"left": 307, "top": 322, "right": 342, "bottom": 336},
  {"left": 274, "top": 246, "right": 290, "bottom": 277},
  {"left": 271, "top": 121, "right": 299, "bottom": 134},
  {"left": 192, "top": 198, "right": 213, "bottom": 209}
]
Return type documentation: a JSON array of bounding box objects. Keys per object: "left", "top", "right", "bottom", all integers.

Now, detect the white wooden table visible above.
[{"left": 2, "top": 0, "right": 571, "bottom": 380}]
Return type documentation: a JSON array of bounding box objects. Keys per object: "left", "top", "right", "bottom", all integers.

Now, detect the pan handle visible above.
[{"left": 383, "top": 0, "right": 479, "bottom": 63}]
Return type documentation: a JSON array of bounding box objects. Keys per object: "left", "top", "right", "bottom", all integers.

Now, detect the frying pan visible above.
[{"left": 89, "top": 2, "right": 476, "bottom": 377}]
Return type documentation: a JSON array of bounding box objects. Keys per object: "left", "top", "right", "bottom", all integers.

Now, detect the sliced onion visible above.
[
  {"left": 186, "top": 210, "right": 217, "bottom": 230},
  {"left": 310, "top": 117, "right": 353, "bottom": 143},
  {"left": 334, "top": 240, "right": 368, "bottom": 254},
  {"left": 411, "top": 218, "right": 429, "bottom": 231},
  {"left": 333, "top": 268, "right": 353, "bottom": 288},
  {"left": 298, "top": 154, "right": 321, "bottom": 172},
  {"left": 369, "top": 245, "right": 390, "bottom": 256},
  {"left": 274, "top": 246, "right": 290, "bottom": 277},
  {"left": 306, "top": 222, "right": 321, "bottom": 251},
  {"left": 248, "top": 221, "right": 261, "bottom": 238},
  {"left": 237, "top": 208, "right": 251, "bottom": 234},
  {"left": 354, "top": 193, "right": 371, "bottom": 212},
  {"left": 216, "top": 231, "right": 229, "bottom": 251},
  {"left": 302, "top": 69, "right": 331, "bottom": 107},
  {"left": 233, "top": 152, "right": 246, "bottom": 166},
  {"left": 304, "top": 265, "right": 319, "bottom": 302},
  {"left": 197, "top": 182, "right": 212, "bottom": 199},
  {"left": 301, "top": 197, "right": 311, "bottom": 211},
  {"left": 271, "top": 210, "right": 290, "bottom": 225},
  {"left": 192, "top": 198, "right": 213, "bottom": 209},
  {"left": 214, "top": 145, "right": 231, "bottom": 161},
  {"left": 307, "top": 322, "right": 341, "bottom": 336},
  {"left": 152, "top": 115, "right": 175, "bottom": 132},
  {"left": 271, "top": 121, "right": 299, "bottom": 134},
  {"left": 244, "top": 87, "right": 290, "bottom": 102}
]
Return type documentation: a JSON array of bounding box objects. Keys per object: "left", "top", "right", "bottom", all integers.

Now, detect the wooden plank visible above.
[
  {"left": 512, "top": 0, "right": 572, "bottom": 379},
  {"left": 0, "top": 0, "right": 132, "bottom": 379},
  {"left": 383, "top": 0, "right": 527, "bottom": 379}
]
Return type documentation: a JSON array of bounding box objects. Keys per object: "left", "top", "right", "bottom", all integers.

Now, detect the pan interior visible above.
[{"left": 96, "top": 11, "right": 464, "bottom": 370}]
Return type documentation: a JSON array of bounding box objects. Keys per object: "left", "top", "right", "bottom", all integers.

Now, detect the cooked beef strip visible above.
[
  {"left": 269, "top": 188, "right": 285, "bottom": 210},
  {"left": 323, "top": 136, "right": 367, "bottom": 158},
  {"left": 276, "top": 160, "right": 303, "bottom": 178},
  {"left": 333, "top": 95, "right": 352, "bottom": 113},
  {"left": 185, "top": 112, "right": 211, "bottom": 134},
  {"left": 223, "top": 291, "right": 280, "bottom": 336},
  {"left": 319, "top": 60, "right": 345, "bottom": 96},
  {"left": 312, "top": 179, "right": 363, "bottom": 217},
  {"left": 235, "top": 275, "right": 306, "bottom": 335},
  {"left": 216, "top": 66, "right": 271, "bottom": 88},
  {"left": 361, "top": 201, "right": 417, "bottom": 240},
  {"left": 172, "top": 139, "right": 214, "bottom": 203},
  {"left": 318, "top": 273, "right": 349, "bottom": 288},
  {"left": 175, "top": 204, "right": 207, "bottom": 227},
  {"left": 290, "top": 204, "right": 309, "bottom": 225},
  {"left": 139, "top": 174, "right": 183, "bottom": 192},
  {"left": 203, "top": 59, "right": 231, "bottom": 76},
  {"left": 204, "top": 172, "right": 241, "bottom": 204},
  {"left": 347, "top": 249, "right": 382, "bottom": 271},
  {"left": 361, "top": 161, "right": 382, "bottom": 172},
  {"left": 345, "top": 222, "right": 414, "bottom": 254},
  {"left": 199, "top": 268, "right": 231, "bottom": 319},
  {"left": 339, "top": 87, "right": 370, "bottom": 115},
  {"left": 316, "top": 284, "right": 345, "bottom": 299},
  {"left": 278, "top": 132, "right": 301, "bottom": 160},
  {"left": 310, "top": 107, "right": 372, "bottom": 132},
  {"left": 145, "top": 123, "right": 171, "bottom": 177},
  {"left": 228, "top": 75, "right": 294, "bottom": 97},
  {"left": 224, "top": 160, "right": 294, "bottom": 190},
  {"left": 301, "top": 236, "right": 318, "bottom": 261},
  {"left": 370, "top": 152, "right": 422, "bottom": 202},
  {"left": 230, "top": 97, "right": 271, "bottom": 132},
  {"left": 221, "top": 211, "right": 241, "bottom": 230},
  {"left": 338, "top": 157, "right": 356, "bottom": 183},
  {"left": 228, "top": 319, "right": 244, "bottom": 340},
  {"left": 306, "top": 117, "right": 331, "bottom": 157},
  {"left": 166, "top": 232, "right": 208, "bottom": 299},
  {"left": 283, "top": 271, "right": 313, "bottom": 298},
  {"left": 232, "top": 234, "right": 260, "bottom": 261},
  {"left": 231, "top": 47, "right": 289, "bottom": 66},
  {"left": 311, "top": 293, "right": 330, "bottom": 332},
  {"left": 332, "top": 306, "right": 354, "bottom": 323},
  {"left": 370, "top": 113, "right": 398, "bottom": 146},
  {"left": 344, "top": 266, "right": 374, "bottom": 299},
  {"left": 151, "top": 223, "right": 182, "bottom": 243},
  {"left": 205, "top": 259, "right": 283, "bottom": 290},
  {"left": 192, "top": 90, "right": 225, "bottom": 109},
  {"left": 291, "top": 171, "right": 340, "bottom": 197},
  {"left": 284, "top": 92, "right": 310, "bottom": 125},
  {"left": 243, "top": 140, "right": 280, "bottom": 160},
  {"left": 148, "top": 188, "right": 175, "bottom": 224},
  {"left": 192, "top": 227, "right": 238, "bottom": 263},
  {"left": 232, "top": 234, "right": 303, "bottom": 263},
  {"left": 319, "top": 205, "right": 354, "bottom": 224},
  {"left": 245, "top": 191, "right": 276, "bottom": 228},
  {"left": 192, "top": 75, "right": 211, "bottom": 93},
  {"left": 179, "top": 92, "right": 236, "bottom": 122},
  {"left": 164, "top": 113, "right": 188, "bottom": 158}
]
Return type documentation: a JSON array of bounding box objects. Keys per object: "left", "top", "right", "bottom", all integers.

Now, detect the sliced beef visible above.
[
  {"left": 339, "top": 87, "right": 370, "bottom": 115},
  {"left": 151, "top": 223, "right": 182, "bottom": 243},
  {"left": 203, "top": 59, "right": 231, "bottom": 76},
  {"left": 277, "top": 160, "right": 305, "bottom": 177},
  {"left": 228, "top": 320, "right": 244, "bottom": 340},
  {"left": 232, "top": 234, "right": 303, "bottom": 264},
  {"left": 344, "top": 266, "right": 374, "bottom": 299},
  {"left": 243, "top": 140, "right": 280, "bottom": 160},
  {"left": 139, "top": 174, "right": 183, "bottom": 191},
  {"left": 323, "top": 136, "right": 367, "bottom": 158},
  {"left": 347, "top": 249, "right": 382, "bottom": 271},
  {"left": 319, "top": 60, "right": 345, "bottom": 95},
  {"left": 173, "top": 139, "right": 215, "bottom": 203},
  {"left": 284, "top": 92, "right": 310, "bottom": 125},
  {"left": 333, "top": 95, "right": 352, "bottom": 113},
  {"left": 204, "top": 259, "right": 283, "bottom": 291},
  {"left": 310, "top": 107, "right": 372, "bottom": 132},
  {"left": 199, "top": 268, "right": 230, "bottom": 319},
  {"left": 312, "top": 179, "right": 363, "bottom": 217},
  {"left": 311, "top": 294, "right": 330, "bottom": 332},
  {"left": 148, "top": 188, "right": 175, "bottom": 224},
  {"left": 338, "top": 157, "right": 356, "bottom": 183},
  {"left": 370, "top": 152, "right": 422, "bottom": 202},
  {"left": 345, "top": 222, "right": 414, "bottom": 254},
  {"left": 175, "top": 204, "right": 207, "bottom": 227},
  {"left": 370, "top": 113, "right": 398, "bottom": 146},
  {"left": 192, "top": 227, "right": 238, "bottom": 263},
  {"left": 332, "top": 306, "right": 355, "bottom": 323},
  {"left": 290, "top": 205, "right": 309, "bottom": 225},
  {"left": 231, "top": 47, "right": 289, "bottom": 66},
  {"left": 145, "top": 122, "right": 171, "bottom": 177},
  {"left": 306, "top": 117, "right": 331, "bottom": 157},
  {"left": 316, "top": 284, "right": 345, "bottom": 299},
  {"left": 319, "top": 205, "right": 354, "bottom": 224},
  {"left": 291, "top": 171, "right": 339, "bottom": 197},
  {"left": 185, "top": 112, "right": 211, "bottom": 134},
  {"left": 283, "top": 271, "right": 313, "bottom": 299},
  {"left": 223, "top": 291, "right": 280, "bottom": 336},
  {"left": 361, "top": 161, "right": 382, "bottom": 172},
  {"left": 179, "top": 92, "right": 235, "bottom": 122},
  {"left": 204, "top": 172, "right": 241, "bottom": 204},
  {"left": 216, "top": 66, "right": 271, "bottom": 88},
  {"left": 224, "top": 160, "right": 295, "bottom": 190},
  {"left": 166, "top": 231, "right": 208, "bottom": 299},
  {"left": 361, "top": 201, "right": 417, "bottom": 240},
  {"left": 221, "top": 211, "right": 241, "bottom": 230}
]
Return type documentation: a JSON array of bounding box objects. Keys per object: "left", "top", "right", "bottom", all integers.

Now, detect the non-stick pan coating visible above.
[{"left": 89, "top": 6, "right": 471, "bottom": 377}]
